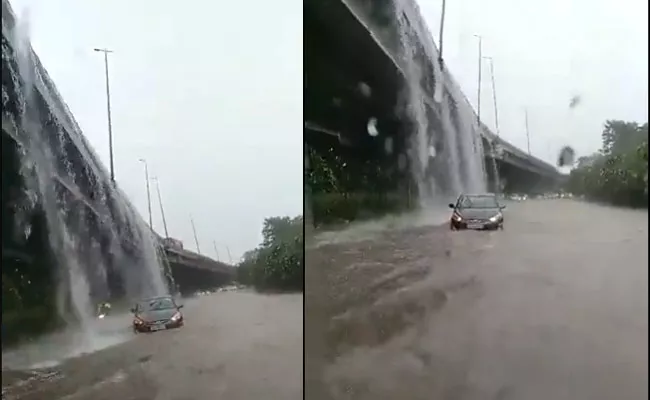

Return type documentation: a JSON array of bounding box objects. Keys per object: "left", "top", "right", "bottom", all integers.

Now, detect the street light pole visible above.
[
  {"left": 138, "top": 159, "right": 153, "bottom": 229},
  {"left": 152, "top": 177, "right": 169, "bottom": 238},
  {"left": 483, "top": 56, "right": 500, "bottom": 138},
  {"left": 438, "top": 0, "right": 447, "bottom": 65},
  {"left": 190, "top": 216, "right": 201, "bottom": 255},
  {"left": 212, "top": 241, "right": 220, "bottom": 261},
  {"left": 525, "top": 108, "right": 531, "bottom": 154},
  {"left": 473, "top": 35, "right": 483, "bottom": 126},
  {"left": 94, "top": 48, "right": 115, "bottom": 182},
  {"left": 226, "top": 246, "right": 233, "bottom": 264}
]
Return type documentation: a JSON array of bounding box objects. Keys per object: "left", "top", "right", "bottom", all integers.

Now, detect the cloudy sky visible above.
[
  {"left": 11, "top": 0, "right": 303, "bottom": 261},
  {"left": 417, "top": 0, "right": 648, "bottom": 163}
]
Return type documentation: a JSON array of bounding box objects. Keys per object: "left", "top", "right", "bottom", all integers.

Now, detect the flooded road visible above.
[
  {"left": 306, "top": 199, "right": 648, "bottom": 400},
  {"left": 2, "top": 291, "right": 303, "bottom": 400}
]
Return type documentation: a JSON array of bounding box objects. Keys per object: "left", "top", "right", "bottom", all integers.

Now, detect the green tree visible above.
[
  {"left": 601, "top": 120, "right": 648, "bottom": 156},
  {"left": 237, "top": 215, "right": 303, "bottom": 292},
  {"left": 568, "top": 119, "right": 648, "bottom": 207},
  {"left": 261, "top": 216, "right": 303, "bottom": 247}
]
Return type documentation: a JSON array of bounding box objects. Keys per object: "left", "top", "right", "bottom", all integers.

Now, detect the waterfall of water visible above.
[
  {"left": 11, "top": 12, "right": 93, "bottom": 339},
  {"left": 394, "top": 4, "right": 433, "bottom": 204},
  {"left": 5, "top": 3, "right": 167, "bottom": 350},
  {"left": 392, "top": 0, "right": 486, "bottom": 205}
]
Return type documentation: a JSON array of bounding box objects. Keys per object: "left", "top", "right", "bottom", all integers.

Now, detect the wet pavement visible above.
[
  {"left": 306, "top": 199, "right": 648, "bottom": 400},
  {"left": 2, "top": 291, "right": 303, "bottom": 400}
]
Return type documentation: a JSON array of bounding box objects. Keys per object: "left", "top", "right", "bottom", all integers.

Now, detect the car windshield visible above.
[
  {"left": 139, "top": 298, "right": 176, "bottom": 311},
  {"left": 459, "top": 195, "right": 499, "bottom": 209}
]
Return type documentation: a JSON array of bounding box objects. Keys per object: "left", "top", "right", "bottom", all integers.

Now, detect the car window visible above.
[
  {"left": 458, "top": 196, "right": 473, "bottom": 208},
  {"left": 463, "top": 195, "right": 499, "bottom": 209},
  {"left": 139, "top": 298, "right": 176, "bottom": 311},
  {"left": 455, "top": 196, "right": 464, "bottom": 208}
]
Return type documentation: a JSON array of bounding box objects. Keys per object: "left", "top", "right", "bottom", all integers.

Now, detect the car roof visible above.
[
  {"left": 459, "top": 193, "right": 496, "bottom": 199},
  {"left": 139, "top": 295, "right": 173, "bottom": 303}
]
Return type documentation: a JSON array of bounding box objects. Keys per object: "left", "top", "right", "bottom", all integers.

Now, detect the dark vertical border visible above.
[{"left": 302, "top": 1, "right": 308, "bottom": 399}]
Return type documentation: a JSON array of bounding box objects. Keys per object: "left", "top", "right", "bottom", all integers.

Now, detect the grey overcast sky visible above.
[
  {"left": 417, "top": 0, "right": 648, "bottom": 164},
  {"left": 12, "top": 0, "right": 303, "bottom": 261}
]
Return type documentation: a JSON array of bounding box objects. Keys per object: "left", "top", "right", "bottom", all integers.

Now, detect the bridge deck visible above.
[
  {"left": 308, "top": 0, "right": 560, "bottom": 179},
  {"left": 164, "top": 247, "right": 233, "bottom": 274}
]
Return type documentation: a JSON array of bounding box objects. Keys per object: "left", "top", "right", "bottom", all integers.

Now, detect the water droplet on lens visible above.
[
  {"left": 367, "top": 117, "right": 379, "bottom": 137},
  {"left": 358, "top": 82, "right": 372, "bottom": 98},
  {"left": 384, "top": 137, "right": 394, "bottom": 154}
]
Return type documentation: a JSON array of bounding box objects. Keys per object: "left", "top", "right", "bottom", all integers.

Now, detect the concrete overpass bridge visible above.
[
  {"left": 155, "top": 235, "right": 234, "bottom": 295},
  {"left": 305, "top": 0, "right": 564, "bottom": 197},
  {"left": 2, "top": 0, "right": 232, "bottom": 312}
]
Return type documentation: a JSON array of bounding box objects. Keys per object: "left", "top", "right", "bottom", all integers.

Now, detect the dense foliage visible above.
[
  {"left": 566, "top": 120, "right": 648, "bottom": 207},
  {"left": 236, "top": 216, "right": 303, "bottom": 292},
  {"left": 306, "top": 145, "right": 412, "bottom": 226}
]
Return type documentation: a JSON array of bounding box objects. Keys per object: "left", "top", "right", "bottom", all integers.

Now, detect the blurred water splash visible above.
[
  {"left": 2, "top": 313, "right": 133, "bottom": 370},
  {"left": 311, "top": 202, "right": 452, "bottom": 247}
]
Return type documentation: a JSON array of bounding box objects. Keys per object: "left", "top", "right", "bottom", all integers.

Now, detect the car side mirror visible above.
[
  {"left": 178, "top": 305, "right": 184, "bottom": 309},
  {"left": 448, "top": 203, "right": 455, "bottom": 208},
  {"left": 499, "top": 205, "right": 506, "bottom": 210},
  {"left": 130, "top": 308, "right": 136, "bottom": 313}
]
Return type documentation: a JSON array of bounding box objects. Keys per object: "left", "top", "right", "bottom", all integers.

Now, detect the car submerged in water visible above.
[
  {"left": 449, "top": 193, "right": 505, "bottom": 231},
  {"left": 131, "top": 295, "right": 184, "bottom": 333}
]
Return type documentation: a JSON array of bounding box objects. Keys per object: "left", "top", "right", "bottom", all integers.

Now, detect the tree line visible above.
[
  {"left": 236, "top": 216, "right": 303, "bottom": 292},
  {"left": 566, "top": 120, "right": 648, "bottom": 207}
]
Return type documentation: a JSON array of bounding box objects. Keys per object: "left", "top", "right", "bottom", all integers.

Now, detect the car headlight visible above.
[
  {"left": 452, "top": 213, "right": 462, "bottom": 222},
  {"left": 134, "top": 317, "right": 144, "bottom": 325},
  {"left": 489, "top": 213, "right": 502, "bottom": 222},
  {"left": 171, "top": 312, "right": 181, "bottom": 321}
]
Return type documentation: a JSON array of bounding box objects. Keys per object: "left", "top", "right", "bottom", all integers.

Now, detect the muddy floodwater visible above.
[
  {"left": 306, "top": 199, "right": 648, "bottom": 400},
  {"left": 2, "top": 291, "right": 303, "bottom": 400}
]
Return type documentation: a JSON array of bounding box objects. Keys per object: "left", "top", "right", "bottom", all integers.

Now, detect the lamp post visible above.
[
  {"left": 138, "top": 158, "right": 153, "bottom": 228},
  {"left": 473, "top": 35, "right": 483, "bottom": 125},
  {"left": 438, "top": 0, "right": 447, "bottom": 66},
  {"left": 94, "top": 48, "right": 115, "bottom": 182},
  {"left": 212, "top": 241, "right": 220, "bottom": 261},
  {"left": 525, "top": 108, "right": 531, "bottom": 154},
  {"left": 482, "top": 56, "right": 500, "bottom": 138},
  {"left": 190, "top": 216, "right": 201, "bottom": 255},
  {"left": 151, "top": 177, "right": 169, "bottom": 238}
]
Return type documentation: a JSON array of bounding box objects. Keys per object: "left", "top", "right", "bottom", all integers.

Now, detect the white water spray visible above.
[{"left": 392, "top": 0, "right": 486, "bottom": 204}]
